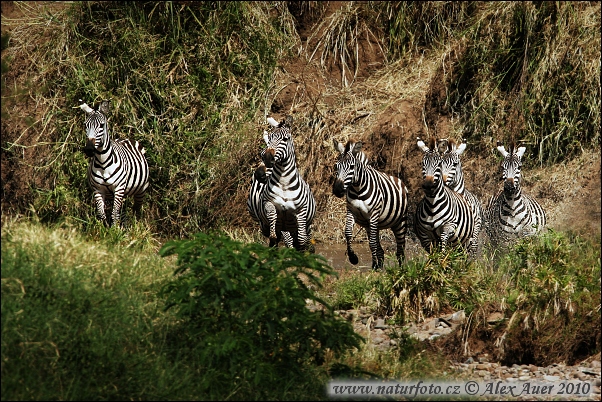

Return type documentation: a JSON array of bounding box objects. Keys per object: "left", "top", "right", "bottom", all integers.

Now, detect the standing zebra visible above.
[
  {"left": 247, "top": 162, "right": 294, "bottom": 248},
  {"left": 439, "top": 138, "right": 484, "bottom": 255},
  {"left": 414, "top": 137, "right": 475, "bottom": 254},
  {"left": 251, "top": 116, "right": 316, "bottom": 251},
  {"left": 332, "top": 139, "right": 408, "bottom": 270},
  {"left": 79, "top": 100, "right": 149, "bottom": 228},
  {"left": 486, "top": 141, "right": 546, "bottom": 247}
]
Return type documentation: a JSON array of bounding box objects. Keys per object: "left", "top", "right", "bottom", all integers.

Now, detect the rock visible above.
[
  {"left": 543, "top": 375, "right": 560, "bottom": 381},
  {"left": 529, "top": 365, "right": 538, "bottom": 372},
  {"left": 519, "top": 375, "right": 531, "bottom": 381},
  {"left": 429, "top": 333, "right": 441, "bottom": 341},
  {"left": 374, "top": 318, "right": 388, "bottom": 329},
  {"left": 487, "top": 312, "right": 505, "bottom": 324},
  {"left": 465, "top": 357, "right": 474, "bottom": 364},
  {"left": 476, "top": 364, "right": 488, "bottom": 370},
  {"left": 591, "top": 360, "right": 601, "bottom": 369},
  {"left": 389, "top": 339, "right": 397, "bottom": 347},
  {"left": 450, "top": 310, "right": 466, "bottom": 323},
  {"left": 372, "top": 336, "right": 384, "bottom": 345},
  {"left": 478, "top": 355, "right": 489, "bottom": 363}
]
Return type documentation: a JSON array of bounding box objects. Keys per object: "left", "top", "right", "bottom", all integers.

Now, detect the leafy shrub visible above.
[{"left": 159, "top": 231, "right": 364, "bottom": 397}]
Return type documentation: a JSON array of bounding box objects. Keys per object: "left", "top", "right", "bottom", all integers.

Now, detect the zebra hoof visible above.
[{"left": 348, "top": 252, "right": 359, "bottom": 265}]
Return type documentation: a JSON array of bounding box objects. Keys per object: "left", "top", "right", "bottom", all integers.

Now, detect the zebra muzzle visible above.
[
  {"left": 262, "top": 148, "right": 276, "bottom": 168},
  {"left": 83, "top": 139, "right": 97, "bottom": 157},
  {"left": 422, "top": 176, "right": 436, "bottom": 190},
  {"left": 333, "top": 179, "right": 346, "bottom": 198}
]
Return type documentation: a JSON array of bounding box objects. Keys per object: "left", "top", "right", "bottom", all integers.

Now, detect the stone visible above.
[
  {"left": 450, "top": 310, "right": 466, "bottom": 323},
  {"left": 591, "top": 360, "right": 601, "bottom": 369},
  {"left": 519, "top": 375, "right": 531, "bottom": 381},
  {"left": 374, "top": 318, "right": 388, "bottom": 329},
  {"left": 372, "top": 336, "right": 384, "bottom": 345},
  {"left": 476, "top": 364, "right": 488, "bottom": 370},
  {"left": 465, "top": 357, "right": 474, "bottom": 364},
  {"left": 487, "top": 312, "right": 505, "bottom": 324},
  {"left": 543, "top": 375, "right": 560, "bottom": 381}
]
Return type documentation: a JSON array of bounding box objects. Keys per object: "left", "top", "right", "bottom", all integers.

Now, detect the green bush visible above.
[{"left": 159, "top": 231, "right": 364, "bottom": 398}]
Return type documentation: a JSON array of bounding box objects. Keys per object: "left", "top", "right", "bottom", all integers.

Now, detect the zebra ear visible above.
[
  {"left": 496, "top": 143, "right": 508, "bottom": 157},
  {"left": 516, "top": 146, "right": 526, "bottom": 159},
  {"left": 457, "top": 141, "right": 467, "bottom": 155},
  {"left": 416, "top": 137, "right": 429, "bottom": 152},
  {"left": 99, "top": 100, "right": 110, "bottom": 116},
  {"left": 263, "top": 130, "right": 270, "bottom": 145},
  {"left": 333, "top": 139, "right": 345, "bottom": 154},
  {"left": 78, "top": 100, "right": 94, "bottom": 114},
  {"left": 351, "top": 141, "right": 363, "bottom": 155},
  {"left": 267, "top": 117, "right": 279, "bottom": 127}
]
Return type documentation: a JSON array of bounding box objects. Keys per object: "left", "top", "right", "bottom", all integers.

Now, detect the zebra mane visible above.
[{"left": 428, "top": 137, "right": 437, "bottom": 151}]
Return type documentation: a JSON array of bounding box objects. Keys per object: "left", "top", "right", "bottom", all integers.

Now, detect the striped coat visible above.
[
  {"left": 332, "top": 139, "right": 408, "bottom": 270},
  {"left": 79, "top": 100, "right": 149, "bottom": 227}
]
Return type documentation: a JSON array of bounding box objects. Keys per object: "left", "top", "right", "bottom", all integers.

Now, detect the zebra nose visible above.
[
  {"left": 254, "top": 165, "right": 268, "bottom": 184},
  {"left": 422, "top": 175, "right": 435, "bottom": 190},
  {"left": 83, "top": 138, "right": 96, "bottom": 157},
  {"left": 333, "top": 179, "right": 346, "bottom": 198},
  {"left": 262, "top": 148, "right": 275, "bottom": 168}
]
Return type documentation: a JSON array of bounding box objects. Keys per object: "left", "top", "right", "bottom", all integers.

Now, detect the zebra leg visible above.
[
  {"left": 282, "top": 231, "right": 294, "bottom": 248},
  {"left": 110, "top": 188, "right": 126, "bottom": 228},
  {"left": 294, "top": 207, "right": 310, "bottom": 252},
  {"left": 440, "top": 223, "right": 457, "bottom": 253},
  {"left": 344, "top": 210, "right": 358, "bottom": 265},
  {"left": 132, "top": 192, "right": 145, "bottom": 220},
  {"left": 392, "top": 223, "right": 407, "bottom": 266},
  {"left": 264, "top": 201, "right": 279, "bottom": 244},
  {"left": 367, "top": 219, "right": 384, "bottom": 270},
  {"left": 93, "top": 190, "right": 108, "bottom": 225}
]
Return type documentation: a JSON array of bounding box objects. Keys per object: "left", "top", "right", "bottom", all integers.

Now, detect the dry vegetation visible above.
[{"left": 1, "top": 2, "right": 600, "bottom": 399}]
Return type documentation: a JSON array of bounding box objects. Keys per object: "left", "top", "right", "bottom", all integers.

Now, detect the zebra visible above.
[
  {"left": 78, "top": 100, "right": 149, "bottom": 228},
  {"left": 439, "top": 138, "right": 484, "bottom": 255},
  {"left": 247, "top": 162, "right": 294, "bottom": 248},
  {"left": 332, "top": 139, "right": 408, "bottom": 270},
  {"left": 485, "top": 141, "right": 546, "bottom": 247},
  {"left": 251, "top": 115, "right": 316, "bottom": 251},
  {"left": 414, "top": 137, "right": 475, "bottom": 254}
]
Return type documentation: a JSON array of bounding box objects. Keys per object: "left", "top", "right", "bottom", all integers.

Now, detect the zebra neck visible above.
[
  {"left": 503, "top": 185, "right": 523, "bottom": 206},
  {"left": 93, "top": 138, "right": 114, "bottom": 163},
  {"left": 269, "top": 157, "right": 299, "bottom": 184},
  {"left": 350, "top": 161, "right": 371, "bottom": 190},
  {"left": 423, "top": 178, "right": 447, "bottom": 202},
  {"left": 451, "top": 169, "right": 465, "bottom": 194}
]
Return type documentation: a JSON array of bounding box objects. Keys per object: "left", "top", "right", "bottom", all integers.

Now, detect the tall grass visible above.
[{"left": 2, "top": 2, "right": 298, "bottom": 237}]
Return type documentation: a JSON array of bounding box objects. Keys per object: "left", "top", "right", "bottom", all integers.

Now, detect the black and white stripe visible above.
[
  {"left": 251, "top": 116, "right": 316, "bottom": 251},
  {"left": 440, "top": 138, "right": 484, "bottom": 255},
  {"left": 332, "top": 139, "right": 408, "bottom": 270},
  {"left": 247, "top": 163, "right": 293, "bottom": 248},
  {"left": 486, "top": 141, "right": 546, "bottom": 246},
  {"left": 79, "top": 100, "right": 149, "bottom": 227},
  {"left": 414, "top": 137, "right": 475, "bottom": 254}
]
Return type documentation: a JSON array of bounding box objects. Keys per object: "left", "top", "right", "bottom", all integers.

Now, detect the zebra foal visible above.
[
  {"left": 414, "top": 137, "right": 475, "bottom": 254},
  {"left": 79, "top": 100, "right": 149, "bottom": 228},
  {"left": 486, "top": 141, "right": 546, "bottom": 247},
  {"left": 249, "top": 116, "right": 316, "bottom": 251},
  {"left": 332, "top": 139, "right": 408, "bottom": 270}
]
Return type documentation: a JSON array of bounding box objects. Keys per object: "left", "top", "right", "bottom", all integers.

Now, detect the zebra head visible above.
[
  {"left": 261, "top": 115, "right": 294, "bottom": 169},
  {"left": 417, "top": 137, "right": 443, "bottom": 192},
  {"left": 440, "top": 138, "right": 467, "bottom": 189},
  {"left": 332, "top": 139, "right": 366, "bottom": 198},
  {"left": 496, "top": 141, "right": 526, "bottom": 196},
  {"left": 79, "top": 99, "right": 110, "bottom": 158}
]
